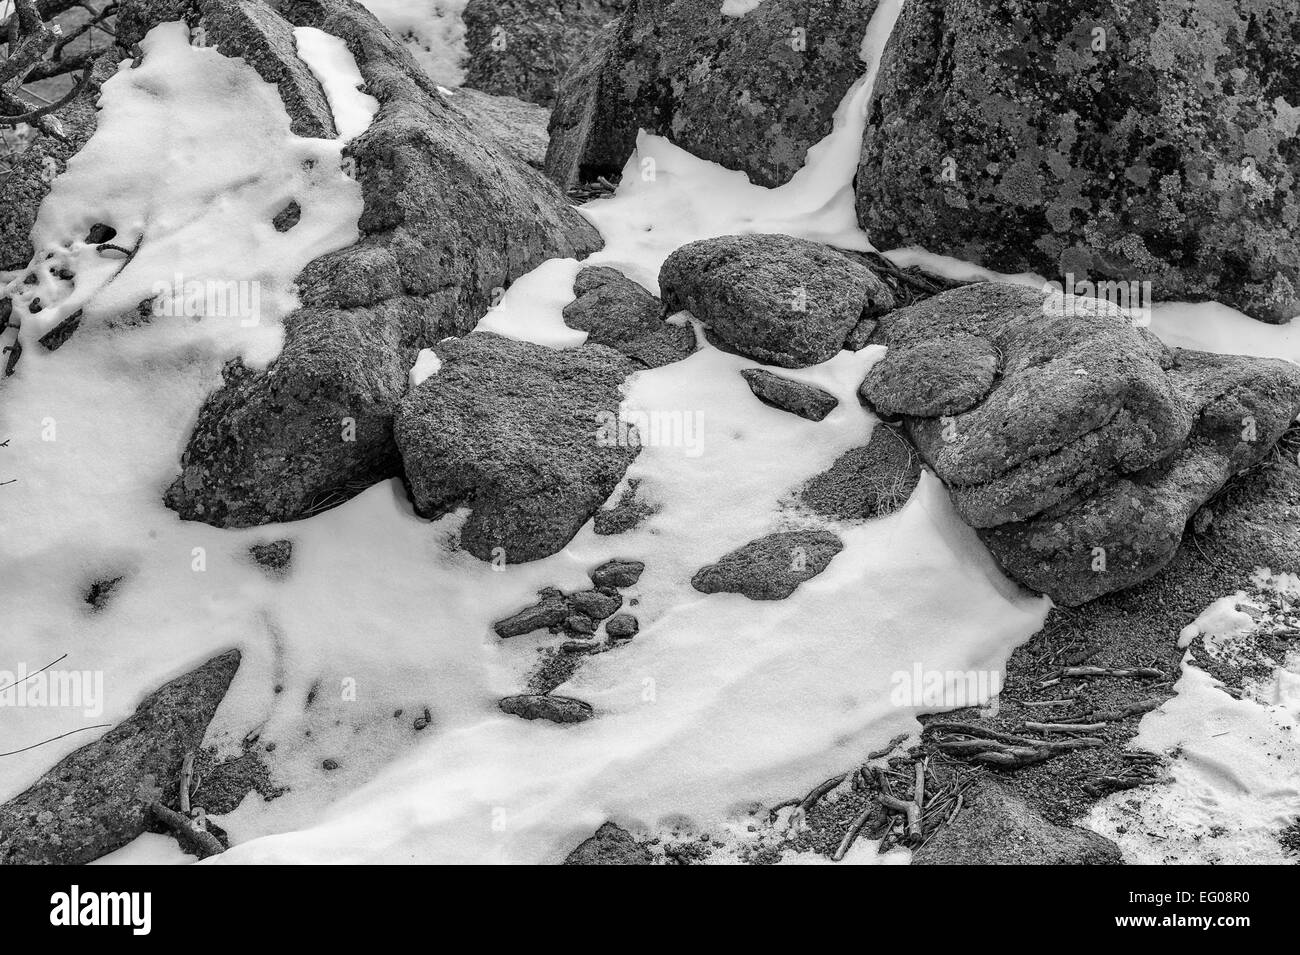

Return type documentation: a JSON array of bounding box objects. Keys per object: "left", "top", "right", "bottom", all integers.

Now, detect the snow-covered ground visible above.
[
  {"left": 357, "top": 0, "right": 468, "bottom": 86},
  {"left": 1, "top": 3, "right": 1297, "bottom": 864}
]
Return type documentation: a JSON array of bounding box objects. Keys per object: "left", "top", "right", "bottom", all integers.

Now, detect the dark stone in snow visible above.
[
  {"left": 590, "top": 558, "right": 644, "bottom": 589},
  {"left": 249, "top": 539, "right": 293, "bottom": 576},
  {"left": 0, "top": 650, "right": 241, "bottom": 865},
  {"left": 545, "top": 0, "right": 882, "bottom": 189},
  {"left": 272, "top": 200, "right": 301, "bottom": 232},
  {"left": 857, "top": 0, "right": 1300, "bottom": 324},
  {"left": 659, "top": 234, "right": 895, "bottom": 369},
  {"left": 692, "top": 530, "right": 843, "bottom": 600},
  {"left": 563, "top": 266, "right": 696, "bottom": 369},
  {"left": 493, "top": 592, "right": 571, "bottom": 638},
  {"left": 396, "top": 332, "right": 638, "bottom": 563},
  {"left": 605, "top": 612, "right": 638, "bottom": 640},
  {"left": 565, "top": 613, "right": 598, "bottom": 635},
  {"left": 797, "top": 424, "right": 920, "bottom": 521},
  {"left": 568, "top": 588, "right": 622, "bottom": 621},
  {"left": 564, "top": 821, "right": 651, "bottom": 864},
  {"left": 741, "top": 369, "right": 838, "bottom": 422},
  {"left": 499, "top": 694, "right": 594, "bottom": 724}
]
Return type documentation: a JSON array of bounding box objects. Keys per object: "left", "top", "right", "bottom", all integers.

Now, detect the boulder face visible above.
[
  {"left": 659, "top": 234, "right": 895, "bottom": 369},
  {"left": 857, "top": 0, "right": 1300, "bottom": 325},
  {"left": 545, "top": 0, "right": 881, "bottom": 189},
  {"left": 861, "top": 283, "right": 1300, "bottom": 605},
  {"left": 462, "top": 0, "right": 626, "bottom": 107},
  {"left": 150, "top": 0, "right": 603, "bottom": 527},
  {"left": 0, "top": 650, "right": 241, "bottom": 865},
  {"left": 395, "top": 332, "right": 638, "bottom": 564}
]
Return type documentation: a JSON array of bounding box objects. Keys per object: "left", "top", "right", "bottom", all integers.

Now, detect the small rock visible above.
[
  {"left": 322, "top": 759, "right": 339, "bottom": 771},
  {"left": 590, "top": 558, "right": 644, "bottom": 589},
  {"left": 498, "top": 694, "right": 594, "bottom": 724},
  {"left": 249, "top": 539, "right": 293, "bottom": 577},
  {"left": 692, "top": 530, "right": 843, "bottom": 600},
  {"left": 741, "top": 368, "right": 839, "bottom": 422},
  {"left": 493, "top": 595, "right": 570, "bottom": 638},
  {"left": 797, "top": 424, "right": 921, "bottom": 521},
  {"left": 568, "top": 588, "right": 622, "bottom": 621},
  {"left": 605, "top": 613, "right": 639, "bottom": 640},
  {"left": 565, "top": 613, "right": 598, "bottom": 635}
]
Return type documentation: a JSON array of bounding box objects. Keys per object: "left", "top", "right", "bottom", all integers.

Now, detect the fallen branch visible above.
[{"left": 148, "top": 802, "right": 224, "bottom": 859}]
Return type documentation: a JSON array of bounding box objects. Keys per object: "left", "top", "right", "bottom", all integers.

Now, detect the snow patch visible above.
[{"left": 294, "top": 27, "right": 380, "bottom": 142}]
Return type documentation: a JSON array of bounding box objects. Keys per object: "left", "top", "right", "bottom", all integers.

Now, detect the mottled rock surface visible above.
[
  {"left": 545, "top": 0, "right": 881, "bottom": 189},
  {"left": 158, "top": 0, "right": 602, "bottom": 527},
  {"left": 862, "top": 283, "right": 1300, "bottom": 605},
  {"left": 911, "top": 776, "right": 1121, "bottom": 865},
  {"left": 741, "top": 369, "right": 839, "bottom": 421},
  {"left": 396, "top": 332, "right": 637, "bottom": 563},
  {"left": 564, "top": 266, "right": 696, "bottom": 369},
  {"left": 692, "top": 529, "right": 843, "bottom": 600},
  {"left": 499, "top": 693, "right": 594, "bottom": 724},
  {"left": 857, "top": 0, "right": 1300, "bottom": 324},
  {"left": 463, "top": 0, "right": 626, "bottom": 107},
  {"left": 660, "top": 234, "right": 895, "bottom": 368},
  {"left": 564, "top": 821, "right": 652, "bottom": 864},
  {"left": 0, "top": 650, "right": 241, "bottom": 865},
  {"left": 590, "top": 558, "right": 644, "bottom": 589},
  {"left": 446, "top": 87, "right": 551, "bottom": 169},
  {"left": 796, "top": 424, "right": 920, "bottom": 521}
]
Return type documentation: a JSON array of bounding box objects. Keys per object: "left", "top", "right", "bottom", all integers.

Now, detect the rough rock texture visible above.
[
  {"left": 153, "top": 0, "right": 603, "bottom": 527},
  {"left": 692, "top": 529, "right": 843, "bottom": 600},
  {"left": 494, "top": 589, "right": 571, "bottom": 638},
  {"left": 0, "top": 54, "right": 118, "bottom": 272},
  {"left": 446, "top": 87, "right": 551, "bottom": 169},
  {"left": 741, "top": 369, "right": 838, "bottom": 421},
  {"left": 862, "top": 283, "right": 1300, "bottom": 605},
  {"left": 660, "top": 234, "right": 895, "bottom": 368},
  {"left": 590, "top": 558, "right": 643, "bottom": 588},
  {"left": 911, "top": 776, "right": 1121, "bottom": 865},
  {"left": 249, "top": 538, "right": 294, "bottom": 576},
  {"left": 563, "top": 266, "right": 696, "bottom": 369},
  {"left": 605, "top": 612, "right": 638, "bottom": 639},
  {"left": 545, "top": 0, "right": 881, "bottom": 189},
  {"left": 857, "top": 0, "right": 1300, "bottom": 324},
  {"left": 498, "top": 693, "right": 594, "bottom": 724},
  {"left": 462, "top": 0, "right": 625, "bottom": 107},
  {"left": 0, "top": 650, "right": 240, "bottom": 865},
  {"left": 396, "top": 332, "right": 637, "bottom": 563},
  {"left": 564, "top": 821, "right": 652, "bottom": 864},
  {"left": 796, "top": 424, "right": 920, "bottom": 521}
]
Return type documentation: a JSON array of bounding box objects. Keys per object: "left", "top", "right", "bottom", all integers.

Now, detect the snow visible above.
[
  {"left": 293, "top": 27, "right": 380, "bottom": 142},
  {"left": 721, "top": 0, "right": 765, "bottom": 15},
  {"left": 408, "top": 347, "right": 443, "bottom": 388},
  {"left": 357, "top": 0, "right": 468, "bottom": 86}
]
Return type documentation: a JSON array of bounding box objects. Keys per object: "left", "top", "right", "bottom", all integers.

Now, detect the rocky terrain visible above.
[{"left": 1, "top": 0, "right": 1298, "bottom": 866}]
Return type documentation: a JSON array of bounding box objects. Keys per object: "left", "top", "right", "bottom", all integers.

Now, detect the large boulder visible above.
[
  {"left": 860, "top": 283, "right": 1300, "bottom": 605},
  {"left": 462, "top": 0, "right": 625, "bottom": 107},
  {"left": 395, "top": 331, "right": 638, "bottom": 563},
  {"left": 857, "top": 0, "right": 1300, "bottom": 325},
  {"left": 446, "top": 87, "right": 551, "bottom": 169},
  {"left": 659, "top": 234, "right": 895, "bottom": 368},
  {"left": 148, "top": 0, "right": 602, "bottom": 526},
  {"left": 0, "top": 650, "right": 241, "bottom": 865},
  {"left": 545, "top": 0, "right": 881, "bottom": 189},
  {"left": 796, "top": 424, "right": 920, "bottom": 521},
  {"left": 562, "top": 265, "right": 696, "bottom": 369}
]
